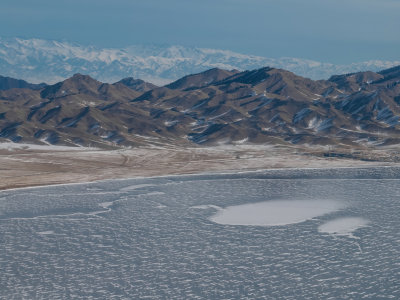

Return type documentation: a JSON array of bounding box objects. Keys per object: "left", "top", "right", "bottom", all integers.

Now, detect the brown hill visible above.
[
  {"left": 1, "top": 66, "right": 400, "bottom": 148},
  {"left": 114, "top": 78, "right": 158, "bottom": 92},
  {"left": 166, "top": 68, "right": 239, "bottom": 90}
]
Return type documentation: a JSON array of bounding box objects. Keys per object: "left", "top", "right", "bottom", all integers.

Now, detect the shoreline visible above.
[
  {"left": 1, "top": 163, "right": 396, "bottom": 193},
  {"left": 1, "top": 144, "right": 398, "bottom": 192}
]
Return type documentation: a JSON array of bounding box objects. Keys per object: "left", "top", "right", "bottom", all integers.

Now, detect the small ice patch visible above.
[
  {"left": 318, "top": 217, "right": 370, "bottom": 238},
  {"left": 38, "top": 231, "right": 55, "bottom": 235},
  {"left": 98, "top": 202, "right": 113, "bottom": 209},
  {"left": 91, "top": 235, "right": 103, "bottom": 238},
  {"left": 209, "top": 199, "right": 344, "bottom": 226},
  {"left": 137, "top": 191, "right": 165, "bottom": 197},
  {"left": 120, "top": 184, "right": 155, "bottom": 191},
  {"left": 191, "top": 205, "right": 223, "bottom": 210},
  {"left": 86, "top": 187, "right": 103, "bottom": 191}
]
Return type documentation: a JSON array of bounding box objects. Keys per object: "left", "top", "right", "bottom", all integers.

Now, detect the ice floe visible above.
[
  {"left": 209, "top": 199, "right": 345, "bottom": 226},
  {"left": 318, "top": 217, "right": 370, "bottom": 238}
]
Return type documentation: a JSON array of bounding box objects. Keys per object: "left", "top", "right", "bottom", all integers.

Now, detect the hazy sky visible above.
[{"left": 0, "top": 0, "right": 399, "bottom": 63}]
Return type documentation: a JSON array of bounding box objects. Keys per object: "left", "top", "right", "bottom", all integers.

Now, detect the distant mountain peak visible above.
[
  {"left": 0, "top": 75, "right": 46, "bottom": 91},
  {"left": 0, "top": 37, "right": 399, "bottom": 86},
  {"left": 115, "top": 77, "right": 158, "bottom": 92},
  {"left": 379, "top": 65, "right": 400, "bottom": 75},
  {"left": 219, "top": 67, "right": 275, "bottom": 85},
  {"left": 70, "top": 73, "right": 95, "bottom": 80},
  {"left": 166, "top": 68, "right": 239, "bottom": 90},
  {"left": 40, "top": 74, "right": 106, "bottom": 99}
]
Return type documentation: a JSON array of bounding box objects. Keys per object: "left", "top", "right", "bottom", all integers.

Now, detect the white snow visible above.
[
  {"left": 233, "top": 138, "right": 249, "bottom": 145},
  {"left": 98, "top": 202, "right": 114, "bottom": 209},
  {"left": 209, "top": 199, "right": 345, "bottom": 226},
  {"left": 0, "top": 142, "right": 97, "bottom": 151},
  {"left": 318, "top": 217, "right": 370, "bottom": 238},
  {"left": 307, "top": 118, "right": 332, "bottom": 132},
  {"left": 164, "top": 120, "right": 178, "bottom": 127},
  {"left": 1, "top": 37, "right": 399, "bottom": 85}
]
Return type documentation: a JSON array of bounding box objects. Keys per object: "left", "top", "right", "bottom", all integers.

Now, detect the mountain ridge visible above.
[
  {"left": 1, "top": 37, "right": 399, "bottom": 85},
  {"left": 0, "top": 75, "right": 46, "bottom": 90},
  {"left": 1, "top": 64, "right": 400, "bottom": 148}
]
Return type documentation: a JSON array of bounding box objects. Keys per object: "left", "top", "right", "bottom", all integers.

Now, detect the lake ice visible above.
[
  {"left": 318, "top": 217, "right": 370, "bottom": 237},
  {"left": 209, "top": 199, "right": 345, "bottom": 226},
  {"left": 0, "top": 167, "right": 399, "bottom": 299}
]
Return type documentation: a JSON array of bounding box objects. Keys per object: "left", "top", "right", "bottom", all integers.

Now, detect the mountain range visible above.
[
  {"left": 1, "top": 37, "right": 399, "bottom": 85},
  {"left": 1, "top": 64, "right": 400, "bottom": 149}
]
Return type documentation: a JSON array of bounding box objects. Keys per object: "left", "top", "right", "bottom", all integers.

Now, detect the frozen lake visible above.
[
  {"left": 1, "top": 167, "right": 400, "bottom": 299},
  {"left": 208, "top": 199, "right": 345, "bottom": 226}
]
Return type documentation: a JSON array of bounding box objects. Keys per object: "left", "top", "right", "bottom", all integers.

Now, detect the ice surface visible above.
[
  {"left": 191, "top": 205, "right": 223, "bottom": 210},
  {"left": 318, "top": 217, "right": 370, "bottom": 238},
  {"left": 37, "top": 231, "right": 55, "bottom": 235},
  {"left": 98, "top": 202, "right": 113, "bottom": 209},
  {"left": 1, "top": 167, "right": 400, "bottom": 299},
  {"left": 209, "top": 199, "right": 345, "bottom": 226},
  {"left": 120, "top": 184, "right": 155, "bottom": 191}
]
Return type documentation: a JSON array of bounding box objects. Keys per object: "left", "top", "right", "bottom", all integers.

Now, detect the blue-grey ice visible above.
[{"left": 0, "top": 167, "right": 399, "bottom": 299}]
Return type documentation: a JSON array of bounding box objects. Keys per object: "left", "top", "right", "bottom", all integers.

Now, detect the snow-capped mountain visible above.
[{"left": 0, "top": 37, "right": 399, "bottom": 85}]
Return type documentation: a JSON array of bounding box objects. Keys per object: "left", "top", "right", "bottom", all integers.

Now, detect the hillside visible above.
[{"left": 1, "top": 65, "right": 400, "bottom": 148}]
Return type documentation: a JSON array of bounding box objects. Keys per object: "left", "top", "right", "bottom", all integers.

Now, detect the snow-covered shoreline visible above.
[
  {"left": 1, "top": 163, "right": 397, "bottom": 194},
  {"left": 0, "top": 142, "right": 396, "bottom": 192}
]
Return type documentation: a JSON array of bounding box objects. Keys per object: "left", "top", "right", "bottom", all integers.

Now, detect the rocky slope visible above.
[{"left": 0, "top": 65, "right": 400, "bottom": 148}]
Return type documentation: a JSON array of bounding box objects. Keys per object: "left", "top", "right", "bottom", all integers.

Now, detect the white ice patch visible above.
[
  {"left": 318, "top": 217, "right": 370, "bottom": 238},
  {"left": 139, "top": 191, "right": 165, "bottom": 197},
  {"left": 37, "top": 231, "right": 55, "bottom": 235},
  {"left": 120, "top": 184, "right": 155, "bottom": 191},
  {"left": 209, "top": 199, "right": 344, "bottom": 226},
  {"left": 191, "top": 205, "right": 223, "bottom": 210},
  {"left": 98, "top": 202, "right": 113, "bottom": 209}
]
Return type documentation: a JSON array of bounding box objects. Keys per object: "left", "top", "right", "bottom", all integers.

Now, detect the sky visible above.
[{"left": 0, "top": 0, "right": 399, "bottom": 64}]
